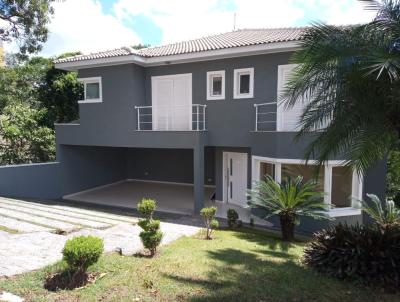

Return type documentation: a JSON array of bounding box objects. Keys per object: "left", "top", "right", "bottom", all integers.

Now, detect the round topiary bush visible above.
[
  {"left": 137, "top": 198, "right": 157, "bottom": 219},
  {"left": 139, "top": 229, "right": 163, "bottom": 256},
  {"left": 304, "top": 223, "right": 400, "bottom": 290},
  {"left": 62, "top": 235, "right": 104, "bottom": 273}
]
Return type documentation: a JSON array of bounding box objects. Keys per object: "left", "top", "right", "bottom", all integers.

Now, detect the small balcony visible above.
[
  {"left": 135, "top": 104, "right": 207, "bottom": 131},
  {"left": 254, "top": 102, "right": 277, "bottom": 131}
]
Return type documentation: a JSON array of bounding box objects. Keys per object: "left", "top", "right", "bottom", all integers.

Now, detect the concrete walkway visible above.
[{"left": 0, "top": 197, "right": 200, "bottom": 277}]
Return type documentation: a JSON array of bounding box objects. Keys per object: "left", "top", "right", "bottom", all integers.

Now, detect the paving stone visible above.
[
  {"left": 0, "top": 216, "right": 50, "bottom": 233},
  {"left": 2, "top": 198, "right": 137, "bottom": 223},
  {"left": 0, "top": 203, "right": 110, "bottom": 229},
  {"left": 0, "top": 207, "right": 77, "bottom": 231},
  {"left": 0, "top": 199, "right": 130, "bottom": 225}
]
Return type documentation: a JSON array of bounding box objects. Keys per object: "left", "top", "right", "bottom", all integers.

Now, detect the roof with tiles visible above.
[{"left": 54, "top": 27, "right": 306, "bottom": 64}]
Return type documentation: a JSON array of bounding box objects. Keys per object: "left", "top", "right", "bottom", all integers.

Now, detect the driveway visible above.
[{"left": 0, "top": 197, "right": 200, "bottom": 277}]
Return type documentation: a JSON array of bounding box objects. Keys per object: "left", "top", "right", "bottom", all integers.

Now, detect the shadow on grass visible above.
[{"left": 164, "top": 247, "right": 310, "bottom": 302}]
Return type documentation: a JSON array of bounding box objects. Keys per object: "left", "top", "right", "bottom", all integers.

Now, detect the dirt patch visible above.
[{"left": 44, "top": 270, "right": 100, "bottom": 291}]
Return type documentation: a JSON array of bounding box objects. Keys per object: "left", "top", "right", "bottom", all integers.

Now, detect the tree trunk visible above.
[{"left": 280, "top": 214, "right": 295, "bottom": 241}]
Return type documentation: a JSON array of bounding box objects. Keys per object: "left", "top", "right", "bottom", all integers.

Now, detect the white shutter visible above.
[{"left": 277, "top": 64, "right": 305, "bottom": 131}]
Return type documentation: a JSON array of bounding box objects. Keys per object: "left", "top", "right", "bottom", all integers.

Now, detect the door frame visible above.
[
  {"left": 222, "top": 152, "right": 248, "bottom": 206},
  {"left": 151, "top": 73, "right": 192, "bottom": 131}
]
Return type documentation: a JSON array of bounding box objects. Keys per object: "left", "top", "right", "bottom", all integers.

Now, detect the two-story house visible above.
[{"left": 49, "top": 28, "right": 386, "bottom": 232}]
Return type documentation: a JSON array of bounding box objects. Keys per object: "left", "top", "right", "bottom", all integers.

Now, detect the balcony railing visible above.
[
  {"left": 135, "top": 104, "right": 207, "bottom": 131},
  {"left": 254, "top": 102, "right": 277, "bottom": 131}
]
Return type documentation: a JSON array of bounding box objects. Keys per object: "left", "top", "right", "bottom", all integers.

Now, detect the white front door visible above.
[
  {"left": 223, "top": 152, "right": 248, "bottom": 207},
  {"left": 152, "top": 73, "right": 192, "bottom": 130}
]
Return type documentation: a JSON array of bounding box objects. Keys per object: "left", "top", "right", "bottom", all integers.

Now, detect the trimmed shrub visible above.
[
  {"left": 304, "top": 223, "right": 400, "bottom": 290},
  {"left": 137, "top": 198, "right": 163, "bottom": 256},
  {"left": 137, "top": 198, "right": 157, "bottom": 219},
  {"left": 200, "top": 206, "right": 218, "bottom": 239},
  {"left": 227, "top": 209, "right": 239, "bottom": 228},
  {"left": 62, "top": 236, "right": 104, "bottom": 273}
]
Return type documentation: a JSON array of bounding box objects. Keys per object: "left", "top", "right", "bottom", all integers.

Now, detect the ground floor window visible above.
[{"left": 252, "top": 156, "right": 363, "bottom": 216}]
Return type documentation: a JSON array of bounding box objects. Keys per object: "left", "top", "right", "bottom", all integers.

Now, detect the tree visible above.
[
  {"left": 248, "top": 176, "right": 331, "bottom": 241},
  {"left": 387, "top": 146, "right": 400, "bottom": 199},
  {"left": 0, "top": 54, "right": 82, "bottom": 126},
  {"left": 0, "top": 104, "right": 55, "bottom": 164},
  {"left": 282, "top": 0, "right": 400, "bottom": 174},
  {"left": 0, "top": 0, "right": 54, "bottom": 55}
]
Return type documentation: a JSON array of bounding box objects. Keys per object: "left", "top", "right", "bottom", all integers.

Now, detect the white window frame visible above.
[
  {"left": 251, "top": 156, "right": 363, "bottom": 217},
  {"left": 78, "top": 77, "right": 102, "bottom": 104},
  {"left": 233, "top": 67, "right": 254, "bottom": 99},
  {"left": 206, "top": 70, "right": 225, "bottom": 100}
]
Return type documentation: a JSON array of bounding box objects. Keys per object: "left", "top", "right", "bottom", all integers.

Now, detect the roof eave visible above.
[{"left": 55, "top": 40, "right": 301, "bottom": 71}]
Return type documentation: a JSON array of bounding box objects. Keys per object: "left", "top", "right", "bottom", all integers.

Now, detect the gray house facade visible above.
[{"left": 3, "top": 28, "right": 385, "bottom": 233}]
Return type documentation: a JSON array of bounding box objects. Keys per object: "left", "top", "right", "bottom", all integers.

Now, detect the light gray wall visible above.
[{"left": 0, "top": 162, "right": 61, "bottom": 199}]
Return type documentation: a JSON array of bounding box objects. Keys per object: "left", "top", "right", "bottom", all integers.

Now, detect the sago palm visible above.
[
  {"left": 362, "top": 193, "right": 400, "bottom": 228},
  {"left": 248, "top": 176, "right": 331, "bottom": 241},
  {"left": 282, "top": 0, "right": 400, "bottom": 174}
]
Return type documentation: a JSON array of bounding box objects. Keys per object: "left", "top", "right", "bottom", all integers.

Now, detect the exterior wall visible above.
[
  {"left": 0, "top": 162, "right": 61, "bottom": 199},
  {"left": 58, "top": 145, "right": 126, "bottom": 196},
  {"left": 126, "top": 147, "right": 215, "bottom": 185}
]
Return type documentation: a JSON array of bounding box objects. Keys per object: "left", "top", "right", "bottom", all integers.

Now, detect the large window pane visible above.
[
  {"left": 331, "top": 166, "right": 352, "bottom": 208},
  {"left": 212, "top": 76, "right": 222, "bottom": 96},
  {"left": 86, "top": 82, "right": 100, "bottom": 99},
  {"left": 260, "top": 162, "right": 275, "bottom": 180},
  {"left": 239, "top": 74, "right": 250, "bottom": 94},
  {"left": 281, "top": 164, "right": 324, "bottom": 192}
]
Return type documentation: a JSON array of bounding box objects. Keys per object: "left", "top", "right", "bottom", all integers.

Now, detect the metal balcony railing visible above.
[
  {"left": 135, "top": 104, "right": 207, "bottom": 131},
  {"left": 254, "top": 102, "right": 277, "bottom": 131}
]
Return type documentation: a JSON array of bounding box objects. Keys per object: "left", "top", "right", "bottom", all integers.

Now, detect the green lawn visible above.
[{"left": 0, "top": 228, "right": 398, "bottom": 302}]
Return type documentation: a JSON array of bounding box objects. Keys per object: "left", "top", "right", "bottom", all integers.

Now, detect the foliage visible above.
[
  {"left": 131, "top": 43, "right": 151, "bottom": 50},
  {"left": 0, "top": 104, "right": 55, "bottom": 164},
  {"left": 227, "top": 209, "right": 239, "bottom": 228},
  {"left": 362, "top": 193, "right": 400, "bottom": 228},
  {"left": 248, "top": 175, "right": 331, "bottom": 241},
  {"left": 200, "top": 206, "right": 219, "bottom": 239},
  {"left": 386, "top": 147, "right": 400, "bottom": 199},
  {"left": 62, "top": 236, "right": 104, "bottom": 273},
  {"left": 0, "top": 0, "right": 54, "bottom": 55},
  {"left": 281, "top": 1, "right": 400, "bottom": 174},
  {"left": 137, "top": 198, "right": 163, "bottom": 256},
  {"left": 0, "top": 55, "right": 82, "bottom": 125},
  {"left": 137, "top": 198, "right": 157, "bottom": 219},
  {"left": 304, "top": 223, "right": 400, "bottom": 290}
]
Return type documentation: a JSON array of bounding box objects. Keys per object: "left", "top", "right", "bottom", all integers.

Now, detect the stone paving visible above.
[{"left": 0, "top": 197, "right": 200, "bottom": 277}]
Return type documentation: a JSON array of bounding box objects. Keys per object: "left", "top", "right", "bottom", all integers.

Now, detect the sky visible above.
[{"left": 3, "top": 0, "right": 377, "bottom": 57}]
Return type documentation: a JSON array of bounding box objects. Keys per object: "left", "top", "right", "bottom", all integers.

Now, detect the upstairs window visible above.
[
  {"left": 207, "top": 70, "right": 225, "bottom": 100},
  {"left": 78, "top": 77, "right": 102, "bottom": 103},
  {"left": 234, "top": 68, "right": 254, "bottom": 99}
]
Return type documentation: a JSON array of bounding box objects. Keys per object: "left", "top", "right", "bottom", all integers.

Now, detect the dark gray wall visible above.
[
  {"left": 0, "top": 162, "right": 61, "bottom": 199},
  {"left": 59, "top": 145, "right": 126, "bottom": 196},
  {"left": 126, "top": 147, "right": 215, "bottom": 185}
]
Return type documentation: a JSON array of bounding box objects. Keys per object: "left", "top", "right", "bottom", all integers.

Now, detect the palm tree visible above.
[
  {"left": 282, "top": 0, "right": 400, "bottom": 174},
  {"left": 362, "top": 193, "right": 400, "bottom": 228},
  {"left": 248, "top": 176, "right": 332, "bottom": 241}
]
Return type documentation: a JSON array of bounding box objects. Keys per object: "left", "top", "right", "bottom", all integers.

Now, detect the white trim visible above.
[
  {"left": 63, "top": 180, "right": 126, "bottom": 200},
  {"left": 0, "top": 161, "right": 59, "bottom": 169},
  {"left": 127, "top": 178, "right": 216, "bottom": 188},
  {"left": 78, "top": 77, "right": 103, "bottom": 103},
  {"left": 206, "top": 70, "right": 225, "bottom": 100},
  {"left": 55, "top": 41, "right": 301, "bottom": 71},
  {"left": 233, "top": 67, "right": 254, "bottom": 99},
  {"left": 251, "top": 155, "right": 363, "bottom": 217},
  {"left": 54, "top": 123, "right": 80, "bottom": 126}
]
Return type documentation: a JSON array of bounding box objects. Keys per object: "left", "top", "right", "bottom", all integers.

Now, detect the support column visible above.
[{"left": 193, "top": 145, "right": 205, "bottom": 214}]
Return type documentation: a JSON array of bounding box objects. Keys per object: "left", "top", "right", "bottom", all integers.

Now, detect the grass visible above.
[
  {"left": 0, "top": 225, "right": 19, "bottom": 234},
  {"left": 0, "top": 227, "right": 398, "bottom": 302}
]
